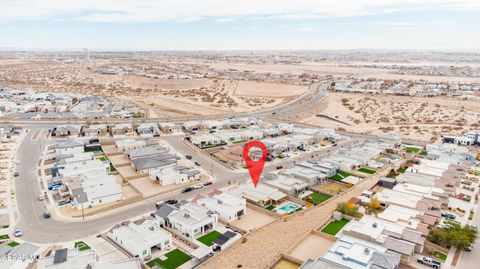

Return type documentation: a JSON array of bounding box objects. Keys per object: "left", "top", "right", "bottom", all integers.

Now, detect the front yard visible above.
[
  {"left": 197, "top": 230, "right": 222, "bottom": 246},
  {"left": 433, "top": 251, "right": 447, "bottom": 261},
  {"left": 321, "top": 219, "right": 349, "bottom": 236},
  {"left": 146, "top": 249, "right": 192, "bottom": 269},
  {"left": 405, "top": 147, "right": 421, "bottom": 153}
]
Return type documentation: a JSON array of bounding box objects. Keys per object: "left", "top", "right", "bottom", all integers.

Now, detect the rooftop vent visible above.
[
  {"left": 364, "top": 248, "right": 370, "bottom": 255},
  {"left": 372, "top": 222, "right": 378, "bottom": 228}
]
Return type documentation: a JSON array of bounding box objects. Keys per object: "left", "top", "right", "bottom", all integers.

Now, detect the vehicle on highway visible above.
[
  {"left": 203, "top": 181, "right": 213, "bottom": 186},
  {"left": 194, "top": 161, "right": 201, "bottom": 166},
  {"left": 13, "top": 172, "right": 19, "bottom": 177},
  {"left": 14, "top": 228, "right": 23, "bottom": 237},
  {"left": 193, "top": 184, "right": 203, "bottom": 189},
  {"left": 43, "top": 210, "right": 51, "bottom": 219},
  {"left": 15, "top": 160, "right": 20, "bottom": 164},
  {"left": 276, "top": 165, "right": 283, "bottom": 170},
  {"left": 37, "top": 194, "right": 45, "bottom": 201},
  {"left": 417, "top": 256, "right": 441, "bottom": 268},
  {"left": 185, "top": 155, "right": 192, "bottom": 160},
  {"left": 182, "top": 187, "right": 194, "bottom": 193}
]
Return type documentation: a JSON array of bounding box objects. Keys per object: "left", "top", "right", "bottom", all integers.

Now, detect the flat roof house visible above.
[
  {"left": 125, "top": 144, "right": 169, "bottom": 160},
  {"left": 115, "top": 139, "right": 147, "bottom": 152},
  {"left": 301, "top": 235, "right": 400, "bottom": 269},
  {"left": 159, "top": 122, "right": 182, "bottom": 134},
  {"left": 38, "top": 248, "right": 142, "bottom": 269},
  {"left": 191, "top": 133, "right": 222, "bottom": 148},
  {"left": 108, "top": 219, "right": 172, "bottom": 260},
  {"left": 136, "top": 123, "right": 159, "bottom": 136},
  {"left": 52, "top": 125, "right": 81, "bottom": 137},
  {"left": 196, "top": 191, "right": 246, "bottom": 223},
  {"left": 164, "top": 202, "right": 219, "bottom": 239},
  {"left": 83, "top": 124, "right": 108, "bottom": 137},
  {"left": 54, "top": 141, "right": 84, "bottom": 156},
  {"left": 230, "top": 182, "right": 287, "bottom": 207},
  {"left": 263, "top": 173, "right": 309, "bottom": 195},
  {"left": 111, "top": 123, "right": 135, "bottom": 137},
  {"left": 149, "top": 165, "right": 200, "bottom": 186},
  {"left": 131, "top": 154, "right": 178, "bottom": 174}
]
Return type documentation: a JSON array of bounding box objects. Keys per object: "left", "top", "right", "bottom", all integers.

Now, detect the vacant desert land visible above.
[
  {"left": 300, "top": 92, "right": 480, "bottom": 142},
  {"left": 234, "top": 81, "right": 307, "bottom": 97}
]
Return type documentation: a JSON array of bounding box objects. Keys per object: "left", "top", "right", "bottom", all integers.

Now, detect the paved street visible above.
[{"left": 456, "top": 201, "right": 480, "bottom": 269}]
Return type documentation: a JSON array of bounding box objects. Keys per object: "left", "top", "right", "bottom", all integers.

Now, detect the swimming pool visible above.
[{"left": 276, "top": 202, "right": 302, "bottom": 214}]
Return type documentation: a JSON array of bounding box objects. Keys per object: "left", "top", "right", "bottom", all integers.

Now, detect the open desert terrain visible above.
[{"left": 299, "top": 92, "right": 480, "bottom": 142}]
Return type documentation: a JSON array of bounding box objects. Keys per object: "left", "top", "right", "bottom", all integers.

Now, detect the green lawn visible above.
[
  {"left": 405, "top": 147, "right": 421, "bottom": 153},
  {"left": 0, "top": 234, "right": 9, "bottom": 240},
  {"left": 109, "top": 163, "right": 117, "bottom": 172},
  {"left": 197, "top": 230, "right": 222, "bottom": 246},
  {"left": 420, "top": 151, "right": 428, "bottom": 157},
  {"left": 357, "top": 167, "right": 376, "bottom": 174},
  {"left": 307, "top": 192, "right": 332, "bottom": 205},
  {"left": 74, "top": 241, "right": 91, "bottom": 251},
  {"left": 433, "top": 251, "right": 447, "bottom": 261},
  {"left": 397, "top": 167, "right": 407, "bottom": 173},
  {"left": 330, "top": 171, "right": 353, "bottom": 181},
  {"left": 321, "top": 219, "right": 349, "bottom": 236},
  {"left": 265, "top": 205, "right": 276, "bottom": 211},
  {"left": 146, "top": 249, "right": 191, "bottom": 269},
  {"left": 8, "top": 241, "right": 20, "bottom": 247},
  {"left": 97, "top": 157, "right": 107, "bottom": 161}
]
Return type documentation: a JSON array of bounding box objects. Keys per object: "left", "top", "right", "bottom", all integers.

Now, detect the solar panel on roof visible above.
[{"left": 53, "top": 248, "right": 68, "bottom": 264}]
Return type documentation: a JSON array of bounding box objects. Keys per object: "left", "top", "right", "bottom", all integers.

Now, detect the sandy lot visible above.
[
  {"left": 108, "top": 155, "right": 131, "bottom": 166},
  {"left": 102, "top": 145, "right": 121, "bottom": 155},
  {"left": 288, "top": 233, "right": 334, "bottom": 262},
  {"left": 299, "top": 92, "right": 480, "bottom": 142},
  {"left": 116, "top": 166, "right": 139, "bottom": 180},
  {"left": 234, "top": 81, "right": 307, "bottom": 97},
  {"left": 128, "top": 176, "right": 186, "bottom": 198},
  {"left": 230, "top": 208, "right": 276, "bottom": 232}
]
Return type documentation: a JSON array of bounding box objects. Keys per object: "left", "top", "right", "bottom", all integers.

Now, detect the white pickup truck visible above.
[{"left": 417, "top": 256, "right": 442, "bottom": 268}]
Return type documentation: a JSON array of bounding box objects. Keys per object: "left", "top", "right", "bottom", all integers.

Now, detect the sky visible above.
[{"left": 0, "top": 0, "right": 479, "bottom": 50}]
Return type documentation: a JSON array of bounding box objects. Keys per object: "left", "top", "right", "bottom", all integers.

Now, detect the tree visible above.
[
  {"left": 428, "top": 223, "right": 477, "bottom": 250},
  {"left": 336, "top": 202, "right": 360, "bottom": 218},
  {"left": 369, "top": 197, "right": 381, "bottom": 210}
]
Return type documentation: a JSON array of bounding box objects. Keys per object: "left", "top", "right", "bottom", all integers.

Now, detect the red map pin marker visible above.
[{"left": 243, "top": 140, "right": 268, "bottom": 188}]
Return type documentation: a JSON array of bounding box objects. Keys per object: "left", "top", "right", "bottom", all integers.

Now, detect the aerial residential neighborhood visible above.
[{"left": 1, "top": 1, "right": 480, "bottom": 269}]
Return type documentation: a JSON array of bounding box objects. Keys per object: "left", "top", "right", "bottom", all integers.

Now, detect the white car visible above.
[
  {"left": 14, "top": 228, "right": 23, "bottom": 237},
  {"left": 193, "top": 184, "right": 203, "bottom": 189},
  {"left": 37, "top": 194, "right": 45, "bottom": 201},
  {"left": 15, "top": 160, "right": 20, "bottom": 164}
]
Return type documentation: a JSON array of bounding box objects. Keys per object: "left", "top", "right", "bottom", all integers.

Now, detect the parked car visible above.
[
  {"left": 276, "top": 166, "right": 283, "bottom": 170},
  {"left": 194, "top": 161, "right": 201, "bottom": 166},
  {"left": 203, "top": 181, "right": 213, "bottom": 186},
  {"left": 14, "top": 228, "right": 23, "bottom": 237},
  {"left": 13, "top": 172, "right": 19, "bottom": 177},
  {"left": 193, "top": 184, "right": 203, "bottom": 189},
  {"left": 185, "top": 155, "right": 192, "bottom": 160},
  {"left": 57, "top": 200, "right": 71, "bottom": 206},
  {"left": 153, "top": 134, "right": 160, "bottom": 137},
  {"left": 182, "top": 187, "right": 193, "bottom": 193},
  {"left": 15, "top": 160, "right": 20, "bottom": 164},
  {"left": 155, "top": 201, "right": 165, "bottom": 209},
  {"left": 37, "top": 194, "right": 45, "bottom": 201},
  {"left": 165, "top": 199, "right": 178, "bottom": 205},
  {"left": 417, "top": 256, "right": 442, "bottom": 268},
  {"left": 48, "top": 182, "right": 62, "bottom": 191},
  {"left": 43, "top": 210, "right": 51, "bottom": 219},
  {"left": 441, "top": 212, "right": 456, "bottom": 220}
]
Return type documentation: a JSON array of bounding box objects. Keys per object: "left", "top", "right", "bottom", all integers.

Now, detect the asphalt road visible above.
[{"left": 456, "top": 202, "right": 480, "bottom": 269}]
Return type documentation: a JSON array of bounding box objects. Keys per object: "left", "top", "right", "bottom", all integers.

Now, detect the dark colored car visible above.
[
  {"left": 203, "top": 181, "right": 213, "bottom": 186},
  {"left": 185, "top": 155, "right": 192, "bottom": 159},
  {"left": 182, "top": 187, "right": 194, "bottom": 193},
  {"left": 165, "top": 199, "right": 178, "bottom": 204},
  {"left": 194, "top": 161, "right": 201, "bottom": 166},
  {"left": 13, "top": 172, "right": 20, "bottom": 177},
  {"left": 276, "top": 166, "right": 283, "bottom": 170}
]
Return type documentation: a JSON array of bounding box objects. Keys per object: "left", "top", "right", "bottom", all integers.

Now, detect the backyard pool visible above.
[{"left": 276, "top": 202, "right": 302, "bottom": 214}]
